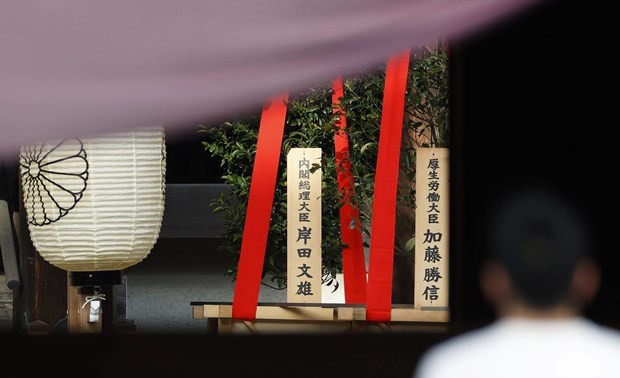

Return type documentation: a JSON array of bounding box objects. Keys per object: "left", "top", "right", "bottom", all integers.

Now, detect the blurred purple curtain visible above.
[{"left": 0, "top": 0, "right": 544, "bottom": 159}]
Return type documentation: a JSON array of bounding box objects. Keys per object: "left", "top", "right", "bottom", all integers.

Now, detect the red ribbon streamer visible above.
[
  {"left": 366, "top": 51, "right": 410, "bottom": 322},
  {"left": 232, "top": 93, "right": 289, "bottom": 321},
  {"left": 332, "top": 76, "right": 368, "bottom": 304}
]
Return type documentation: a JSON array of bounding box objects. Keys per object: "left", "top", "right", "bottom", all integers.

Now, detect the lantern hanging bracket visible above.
[{"left": 70, "top": 270, "right": 124, "bottom": 287}]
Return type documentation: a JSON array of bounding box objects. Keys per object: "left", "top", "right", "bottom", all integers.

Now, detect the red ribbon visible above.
[
  {"left": 232, "top": 93, "right": 289, "bottom": 321},
  {"left": 232, "top": 51, "right": 409, "bottom": 320},
  {"left": 332, "top": 76, "right": 367, "bottom": 304},
  {"left": 366, "top": 51, "right": 410, "bottom": 322}
]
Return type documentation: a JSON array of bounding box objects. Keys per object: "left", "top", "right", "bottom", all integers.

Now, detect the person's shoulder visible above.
[
  {"left": 562, "top": 320, "right": 620, "bottom": 376},
  {"left": 583, "top": 320, "right": 620, "bottom": 348},
  {"left": 414, "top": 324, "right": 500, "bottom": 378}
]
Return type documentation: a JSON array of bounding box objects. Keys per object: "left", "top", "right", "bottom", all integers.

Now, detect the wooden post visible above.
[
  {"left": 17, "top": 182, "right": 67, "bottom": 335},
  {"left": 67, "top": 274, "right": 103, "bottom": 334}
]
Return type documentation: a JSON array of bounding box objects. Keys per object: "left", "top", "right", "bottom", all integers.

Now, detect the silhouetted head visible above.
[{"left": 482, "top": 183, "right": 594, "bottom": 310}]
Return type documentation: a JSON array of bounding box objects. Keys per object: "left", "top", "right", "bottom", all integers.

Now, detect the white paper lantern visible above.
[{"left": 19, "top": 126, "right": 166, "bottom": 273}]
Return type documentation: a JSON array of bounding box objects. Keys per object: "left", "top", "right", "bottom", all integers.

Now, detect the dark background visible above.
[
  {"left": 449, "top": 0, "right": 618, "bottom": 331},
  {"left": 6, "top": 1, "right": 617, "bottom": 377}
]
